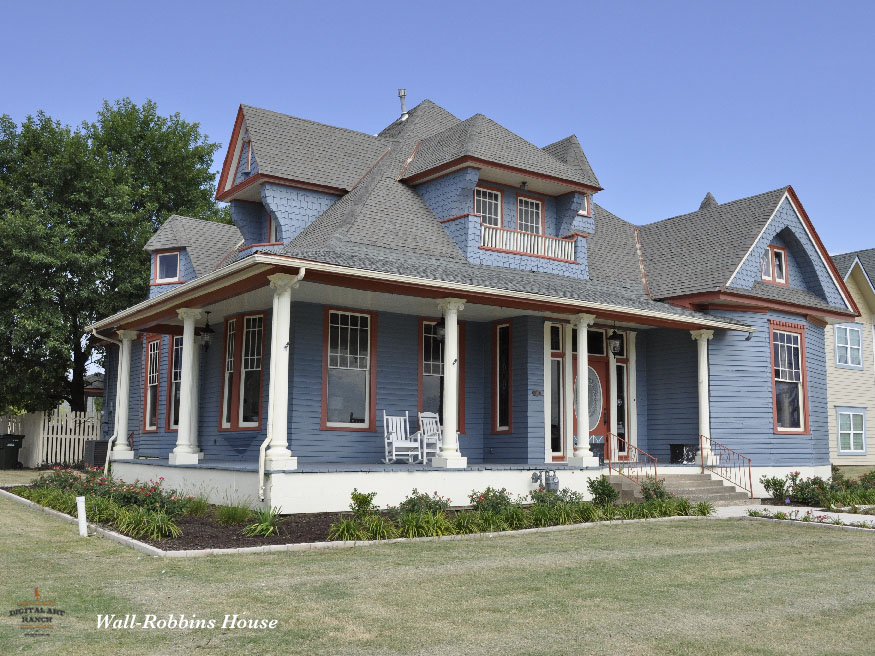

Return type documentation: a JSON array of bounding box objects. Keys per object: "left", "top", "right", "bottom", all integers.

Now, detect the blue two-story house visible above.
[{"left": 88, "top": 98, "right": 859, "bottom": 511}]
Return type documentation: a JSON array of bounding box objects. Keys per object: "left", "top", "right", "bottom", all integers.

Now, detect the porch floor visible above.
[{"left": 116, "top": 458, "right": 598, "bottom": 473}]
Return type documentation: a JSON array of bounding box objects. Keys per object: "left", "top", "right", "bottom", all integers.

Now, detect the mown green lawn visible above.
[{"left": 1, "top": 491, "right": 874, "bottom": 655}]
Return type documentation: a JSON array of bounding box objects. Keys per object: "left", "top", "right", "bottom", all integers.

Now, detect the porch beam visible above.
[
  {"left": 110, "top": 330, "right": 138, "bottom": 460},
  {"left": 568, "top": 314, "right": 599, "bottom": 467},
  {"left": 264, "top": 273, "right": 300, "bottom": 469},
  {"left": 169, "top": 309, "right": 202, "bottom": 465},
  {"left": 433, "top": 298, "right": 467, "bottom": 468},
  {"left": 691, "top": 329, "right": 716, "bottom": 465}
]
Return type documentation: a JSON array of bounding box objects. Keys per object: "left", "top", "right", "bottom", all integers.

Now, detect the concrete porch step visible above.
[{"left": 608, "top": 473, "right": 754, "bottom": 506}]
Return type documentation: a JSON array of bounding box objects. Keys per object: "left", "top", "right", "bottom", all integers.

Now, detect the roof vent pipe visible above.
[{"left": 398, "top": 88, "right": 408, "bottom": 121}]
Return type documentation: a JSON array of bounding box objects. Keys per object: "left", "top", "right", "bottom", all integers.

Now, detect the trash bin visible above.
[{"left": 0, "top": 435, "right": 25, "bottom": 470}]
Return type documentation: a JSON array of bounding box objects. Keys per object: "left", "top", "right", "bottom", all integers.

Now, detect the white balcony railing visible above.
[{"left": 480, "top": 223, "right": 576, "bottom": 262}]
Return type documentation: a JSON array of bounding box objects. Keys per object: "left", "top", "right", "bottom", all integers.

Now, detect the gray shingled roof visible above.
[
  {"left": 402, "top": 114, "right": 601, "bottom": 189},
  {"left": 638, "top": 187, "right": 789, "bottom": 298},
  {"left": 833, "top": 248, "right": 875, "bottom": 283},
  {"left": 241, "top": 104, "right": 388, "bottom": 191},
  {"left": 541, "top": 135, "right": 601, "bottom": 189},
  {"left": 378, "top": 99, "right": 461, "bottom": 141},
  {"left": 586, "top": 203, "right": 646, "bottom": 295},
  {"left": 145, "top": 215, "right": 242, "bottom": 277}
]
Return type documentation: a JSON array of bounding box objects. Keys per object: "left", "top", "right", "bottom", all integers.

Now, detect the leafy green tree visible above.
[{"left": 0, "top": 99, "right": 225, "bottom": 413}]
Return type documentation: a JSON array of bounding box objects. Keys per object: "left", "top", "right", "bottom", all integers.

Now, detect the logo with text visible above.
[{"left": 8, "top": 588, "right": 66, "bottom": 638}]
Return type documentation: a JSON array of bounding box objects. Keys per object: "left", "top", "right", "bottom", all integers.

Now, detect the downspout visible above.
[
  {"left": 258, "top": 267, "right": 306, "bottom": 502},
  {"left": 90, "top": 328, "right": 123, "bottom": 476}
]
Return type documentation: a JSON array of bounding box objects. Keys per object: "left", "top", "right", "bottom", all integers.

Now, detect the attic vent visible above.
[{"left": 699, "top": 192, "right": 718, "bottom": 210}]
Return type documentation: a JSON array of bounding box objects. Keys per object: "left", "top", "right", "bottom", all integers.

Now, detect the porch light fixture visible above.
[
  {"left": 607, "top": 330, "right": 623, "bottom": 355},
  {"left": 201, "top": 311, "right": 215, "bottom": 350},
  {"left": 519, "top": 181, "right": 528, "bottom": 191}
]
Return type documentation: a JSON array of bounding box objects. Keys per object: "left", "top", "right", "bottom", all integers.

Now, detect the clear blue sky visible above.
[{"left": 5, "top": 0, "right": 874, "bottom": 254}]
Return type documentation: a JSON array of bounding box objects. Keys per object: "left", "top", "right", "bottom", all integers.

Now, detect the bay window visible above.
[
  {"left": 770, "top": 320, "right": 808, "bottom": 433},
  {"left": 323, "top": 309, "right": 376, "bottom": 430}
]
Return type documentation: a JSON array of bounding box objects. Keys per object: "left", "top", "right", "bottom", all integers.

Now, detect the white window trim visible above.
[
  {"left": 145, "top": 338, "right": 160, "bottom": 430},
  {"left": 475, "top": 187, "right": 502, "bottom": 228},
  {"left": 773, "top": 247, "right": 787, "bottom": 284},
  {"left": 516, "top": 196, "right": 543, "bottom": 235},
  {"left": 222, "top": 319, "right": 236, "bottom": 429},
  {"left": 326, "top": 310, "right": 371, "bottom": 429},
  {"left": 836, "top": 407, "right": 867, "bottom": 455},
  {"left": 761, "top": 250, "right": 773, "bottom": 281},
  {"left": 773, "top": 328, "right": 805, "bottom": 433},
  {"left": 835, "top": 323, "right": 864, "bottom": 370},
  {"left": 155, "top": 251, "right": 181, "bottom": 283},
  {"left": 169, "top": 336, "right": 183, "bottom": 429}
]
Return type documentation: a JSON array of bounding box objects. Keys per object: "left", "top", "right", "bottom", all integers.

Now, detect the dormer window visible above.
[
  {"left": 474, "top": 187, "right": 502, "bottom": 227},
  {"left": 761, "top": 245, "right": 788, "bottom": 286},
  {"left": 517, "top": 195, "right": 543, "bottom": 234},
  {"left": 577, "top": 195, "right": 591, "bottom": 217},
  {"left": 154, "top": 251, "right": 180, "bottom": 283}
]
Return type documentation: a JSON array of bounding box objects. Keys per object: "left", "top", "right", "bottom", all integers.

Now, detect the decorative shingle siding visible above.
[
  {"left": 643, "top": 329, "right": 699, "bottom": 461},
  {"left": 729, "top": 198, "right": 846, "bottom": 308},
  {"left": 554, "top": 192, "right": 592, "bottom": 237},
  {"left": 707, "top": 309, "right": 830, "bottom": 466},
  {"left": 230, "top": 200, "right": 269, "bottom": 247},
  {"left": 260, "top": 183, "right": 340, "bottom": 244},
  {"left": 148, "top": 249, "right": 195, "bottom": 299},
  {"left": 233, "top": 131, "right": 258, "bottom": 185},
  {"left": 414, "top": 167, "right": 479, "bottom": 221}
]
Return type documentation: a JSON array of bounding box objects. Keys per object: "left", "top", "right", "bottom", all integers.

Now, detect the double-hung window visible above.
[
  {"left": 517, "top": 196, "right": 542, "bottom": 234},
  {"left": 154, "top": 251, "right": 180, "bottom": 283},
  {"left": 837, "top": 408, "right": 866, "bottom": 454},
  {"left": 419, "top": 320, "right": 465, "bottom": 428},
  {"left": 474, "top": 187, "right": 502, "bottom": 227},
  {"left": 324, "top": 310, "right": 374, "bottom": 429},
  {"left": 168, "top": 336, "right": 183, "bottom": 430},
  {"left": 835, "top": 324, "right": 863, "bottom": 369},
  {"left": 219, "top": 314, "right": 264, "bottom": 430},
  {"left": 144, "top": 337, "right": 160, "bottom": 431},
  {"left": 770, "top": 321, "right": 808, "bottom": 433}
]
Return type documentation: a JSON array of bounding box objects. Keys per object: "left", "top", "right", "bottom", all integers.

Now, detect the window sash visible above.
[
  {"left": 761, "top": 251, "right": 773, "bottom": 280},
  {"left": 169, "top": 336, "right": 183, "bottom": 429},
  {"left": 145, "top": 339, "right": 160, "bottom": 430},
  {"left": 475, "top": 188, "right": 501, "bottom": 228},
  {"left": 327, "top": 311, "right": 371, "bottom": 427},
  {"left": 773, "top": 249, "right": 786, "bottom": 283},
  {"left": 155, "top": 252, "right": 179, "bottom": 282},
  {"left": 835, "top": 325, "right": 863, "bottom": 367},
  {"left": 222, "top": 320, "right": 236, "bottom": 428},
  {"left": 772, "top": 328, "right": 804, "bottom": 431},
  {"left": 238, "top": 316, "right": 264, "bottom": 427},
  {"left": 495, "top": 324, "right": 511, "bottom": 431},
  {"left": 517, "top": 197, "right": 542, "bottom": 234},
  {"left": 838, "top": 411, "right": 866, "bottom": 453}
]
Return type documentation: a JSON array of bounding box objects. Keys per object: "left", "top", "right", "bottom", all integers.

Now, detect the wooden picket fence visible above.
[{"left": 0, "top": 410, "right": 103, "bottom": 467}]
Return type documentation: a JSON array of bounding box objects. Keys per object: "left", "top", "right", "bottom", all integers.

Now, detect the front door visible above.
[{"left": 572, "top": 357, "right": 609, "bottom": 459}]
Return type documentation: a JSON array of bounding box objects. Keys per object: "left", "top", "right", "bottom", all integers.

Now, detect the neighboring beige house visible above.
[{"left": 828, "top": 250, "right": 875, "bottom": 467}]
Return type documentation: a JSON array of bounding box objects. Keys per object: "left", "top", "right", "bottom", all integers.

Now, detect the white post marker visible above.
[{"left": 76, "top": 496, "right": 88, "bottom": 537}]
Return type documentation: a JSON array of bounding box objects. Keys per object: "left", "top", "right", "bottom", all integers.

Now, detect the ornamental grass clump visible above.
[
  {"left": 215, "top": 501, "right": 254, "bottom": 526},
  {"left": 242, "top": 507, "right": 283, "bottom": 537}
]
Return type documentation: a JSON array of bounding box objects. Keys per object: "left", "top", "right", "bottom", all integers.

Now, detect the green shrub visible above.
[
  {"left": 349, "top": 488, "right": 378, "bottom": 519},
  {"left": 694, "top": 501, "right": 715, "bottom": 517},
  {"left": 398, "top": 512, "right": 428, "bottom": 538},
  {"left": 476, "top": 510, "right": 509, "bottom": 532},
  {"left": 453, "top": 512, "right": 479, "bottom": 534},
  {"left": 578, "top": 502, "right": 603, "bottom": 523},
  {"left": 398, "top": 489, "right": 450, "bottom": 515},
  {"left": 587, "top": 476, "right": 619, "bottom": 506},
  {"left": 617, "top": 504, "right": 639, "bottom": 520},
  {"left": 640, "top": 477, "right": 671, "bottom": 501},
  {"left": 673, "top": 498, "right": 693, "bottom": 516},
  {"left": 114, "top": 506, "right": 181, "bottom": 540},
  {"left": 327, "top": 517, "right": 365, "bottom": 541},
  {"left": 550, "top": 502, "right": 576, "bottom": 525},
  {"left": 184, "top": 495, "right": 210, "bottom": 516},
  {"left": 760, "top": 475, "right": 789, "bottom": 502},
  {"left": 216, "top": 501, "right": 253, "bottom": 526},
  {"left": 242, "top": 507, "right": 283, "bottom": 537},
  {"left": 501, "top": 505, "right": 530, "bottom": 530},
  {"left": 530, "top": 503, "right": 553, "bottom": 527},
  {"left": 420, "top": 510, "right": 454, "bottom": 537},
  {"left": 468, "top": 487, "right": 514, "bottom": 513},
  {"left": 362, "top": 514, "right": 399, "bottom": 540},
  {"left": 85, "top": 496, "right": 121, "bottom": 524}
]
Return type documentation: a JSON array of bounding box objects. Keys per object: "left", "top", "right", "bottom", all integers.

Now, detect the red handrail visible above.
[
  {"left": 699, "top": 434, "right": 754, "bottom": 499},
  {"left": 605, "top": 433, "right": 658, "bottom": 485}
]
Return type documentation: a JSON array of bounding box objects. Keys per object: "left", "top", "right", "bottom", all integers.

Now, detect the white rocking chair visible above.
[
  {"left": 383, "top": 411, "right": 422, "bottom": 464},
  {"left": 418, "top": 412, "right": 442, "bottom": 465}
]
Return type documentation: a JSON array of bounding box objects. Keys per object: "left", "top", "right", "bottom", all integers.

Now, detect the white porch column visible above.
[
  {"left": 568, "top": 313, "right": 599, "bottom": 467},
  {"left": 691, "top": 329, "right": 715, "bottom": 465},
  {"left": 170, "top": 309, "right": 202, "bottom": 464},
  {"left": 264, "top": 273, "right": 299, "bottom": 469},
  {"left": 188, "top": 336, "right": 203, "bottom": 455},
  {"left": 111, "top": 330, "right": 138, "bottom": 460},
  {"left": 432, "top": 298, "right": 467, "bottom": 469}
]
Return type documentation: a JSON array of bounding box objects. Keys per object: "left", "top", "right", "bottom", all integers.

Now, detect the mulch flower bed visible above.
[{"left": 142, "top": 511, "right": 345, "bottom": 550}]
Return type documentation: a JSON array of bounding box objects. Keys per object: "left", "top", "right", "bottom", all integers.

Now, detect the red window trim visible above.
[
  {"left": 321, "top": 307, "right": 378, "bottom": 432},
  {"left": 492, "top": 321, "right": 513, "bottom": 434},
  {"left": 762, "top": 245, "right": 789, "bottom": 287},
  {"left": 473, "top": 184, "right": 504, "bottom": 227},
  {"left": 142, "top": 334, "right": 161, "bottom": 433},
  {"left": 152, "top": 250, "right": 181, "bottom": 286},
  {"left": 417, "top": 318, "right": 466, "bottom": 434},
  {"left": 165, "top": 335, "right": 183, "bottom": 432},
  {"left": 516, "top": 193, "right": 546, "bottom": 235},
  {"left": 217, "top": 312, "right": 267, "bottom": 432},
  {"left": 768, "top": 319, "right": 810, "bottom": 435}
]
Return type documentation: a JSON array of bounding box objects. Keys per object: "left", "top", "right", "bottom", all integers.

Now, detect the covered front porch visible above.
[{"left": 96, "top": 254, "right": 749, "bottom": 511}]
